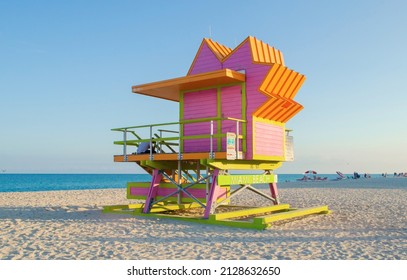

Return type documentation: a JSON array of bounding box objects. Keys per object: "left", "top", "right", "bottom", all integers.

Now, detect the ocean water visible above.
[
  {"left": 0, "top": 173, "right": 398, "bottom": 193},
  {"left": 0, "top": 174, "right": 151, "bottom": 193}
]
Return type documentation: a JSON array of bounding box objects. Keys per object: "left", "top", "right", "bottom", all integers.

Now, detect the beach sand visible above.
[{"left": 0, "top": 178, "right": 406, "bottom": 260}]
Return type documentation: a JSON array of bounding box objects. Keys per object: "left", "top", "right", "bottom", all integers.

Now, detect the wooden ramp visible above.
[{"left": 103, "top": 203, "right": 330, "bottom": 230}]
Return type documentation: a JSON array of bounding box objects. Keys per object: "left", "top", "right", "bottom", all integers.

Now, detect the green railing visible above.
[{"left": 112, "top": 117, "right": 246, "bottom": 161}]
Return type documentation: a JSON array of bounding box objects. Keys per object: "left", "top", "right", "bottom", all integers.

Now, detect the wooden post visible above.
[
  {"left": 269, "top": 182, "right": 279, "bottom": 205},
  {"left": 143, "top": 169, "right": 163, "bottom": 213},
  {"left": 204, "top": 169, "right": 220, "bottom": 218}
]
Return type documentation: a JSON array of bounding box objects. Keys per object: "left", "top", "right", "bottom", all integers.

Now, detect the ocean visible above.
[{"left": 0, "top": 173, "right": 389, "bottom": 193}]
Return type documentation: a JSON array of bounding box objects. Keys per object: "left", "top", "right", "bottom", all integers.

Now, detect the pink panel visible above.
[
  {"left": 221, "top": 85, "right": 241, "bottom": 119},
  {"left": 183, "top": 138, "right": 218, "bottom": 153},
  {"left": 189, "top": 44, "right": 222, "bottom": 75},
  {"left": 183, "top": 121, "right": 217, "bottom": 153},
  {"left": 183, "top": 88, "right": 218, "bottom": 152},
  {"left": 214, "top": 185, "right": 228, "bottom": 199},
  {"left": 130, "top": 187, "right": 148, "bottom": 196},
  {"left": 254, "top": 121, "right": 284, "bottom": 156},
  {"left": 183, "top": 89, "right": 217, "bottom": 119},
  {"left": 130, "top": 186, "right": 228, "bottom": 200},
  {"left": 223, "top": 42, "right": 253, "bottom": 70},
  {"left": 220, "top": 85, "right": 242, "bottom": 151}
]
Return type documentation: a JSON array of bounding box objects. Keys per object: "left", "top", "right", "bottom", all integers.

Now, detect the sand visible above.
[{"left": 0, "top": 177, "right": 406, "bottom": 260}]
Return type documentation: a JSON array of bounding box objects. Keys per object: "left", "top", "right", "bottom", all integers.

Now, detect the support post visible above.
[
  {"left": 143, "top": 169, "right": 163, "bottom": 213},
  {"left": 149, "top": 125, "right": 153, "bottom": 160},
  {"left": 210, "top": 120, "right": 213, "bottom": 159},
  {"left": 205, "top": 165, "right": 209, "bottom": 202},
  {"left": 177, "top": 160, "right": 181, "bottom": 204},
  {"left": 269, "top": 182, "right": 279, "bottom": 205},
  {"left": 123, "top": 129, "right": 127, "bottom": 162},
  {"left": 236, "top": 120, "right": 239, "bottom": 159},
  {"left": 204, "top": 169, "right": 220, "bottom": 218}
]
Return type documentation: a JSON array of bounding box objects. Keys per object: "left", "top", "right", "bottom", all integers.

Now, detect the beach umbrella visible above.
[{"left": 304, "top": 170, "right": 317, "bottom": 174}]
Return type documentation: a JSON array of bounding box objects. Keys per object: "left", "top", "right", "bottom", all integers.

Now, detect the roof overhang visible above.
[{"left": 132, "top": 69, "right": 246, "bottom": 102}]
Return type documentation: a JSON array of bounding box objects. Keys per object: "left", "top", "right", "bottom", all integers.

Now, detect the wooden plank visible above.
[
  {"left": 135, "top": 212, "right": 268, "bottom": 230},
  {"left": 253, "top": 205, "right": 330, "bottom": 224},
  {"left": 143, "top": 202, "right": 203, "bottom": 213},
  {"left": 210, "top": 204, "right": 290, "bottom": 221}
]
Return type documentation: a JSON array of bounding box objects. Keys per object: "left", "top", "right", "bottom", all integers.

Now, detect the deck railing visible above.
[{"left": 112, "top": 117, "right": 246, "bottom": 161}]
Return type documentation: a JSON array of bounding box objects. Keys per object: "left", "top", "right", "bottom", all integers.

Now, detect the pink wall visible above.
[
  {"left": 183, "top": 40, "right": 279, "bottom": 159},
  {"left": 221, "top": 85, "right": 242, "bottom": 151},
  {"left": 223, "top": 41, "right": 272, "bottom": 159},
  {"left": 221, "top": 85, "right": 241, "bottom": 119},
  {"left": 189, "top": 44, "right": 222, "bottom": 75},
  {"left": 254, "top": 121, "right": 284, "bottom": 157},
  {"left": 183, "top": 89, "right": 217, "bottom": 152},
  {"left": 183, "top": 89, "right": 217, "bottom": 119}
]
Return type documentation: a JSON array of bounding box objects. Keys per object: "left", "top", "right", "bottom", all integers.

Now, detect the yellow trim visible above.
[
  {"left": 252, "top": 155, "right": 285, "bottom": 161},
  {"left": 202, "top": 159, "right": 283, "bottom": 170},
  {"left": 253, "top": 116, "right": 285, "bottom": 126}
]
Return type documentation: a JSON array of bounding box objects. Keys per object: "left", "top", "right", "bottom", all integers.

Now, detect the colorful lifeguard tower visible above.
[{"left": 104, "top": 36, "right": 329, "bottom": 229}]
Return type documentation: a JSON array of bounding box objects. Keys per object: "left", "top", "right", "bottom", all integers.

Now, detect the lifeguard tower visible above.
[{"left": 104, "top": 36, "right": 329, "bottom": 229}]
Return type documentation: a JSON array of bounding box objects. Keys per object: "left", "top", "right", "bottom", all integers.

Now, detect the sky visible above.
[{"left": 0, "top": 0, "right": 406, "bottom": 174}]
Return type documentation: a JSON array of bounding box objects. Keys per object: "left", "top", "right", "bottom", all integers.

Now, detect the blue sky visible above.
[{"left": 1, "top": 0, "right": 406, "bottom": 174}]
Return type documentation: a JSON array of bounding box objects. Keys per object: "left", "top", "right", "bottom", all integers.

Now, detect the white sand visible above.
[{"left": 0, "top": 178, "right": 406, "bottom": 260}]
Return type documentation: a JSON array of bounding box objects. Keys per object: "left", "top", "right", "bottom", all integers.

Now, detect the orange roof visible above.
[
  {"left": 260, "top": 64, "right": 305, "bottom": 99},
  {"left": 248, "top": 36, "right": 285, "bottom": 66},
  {"left": 204, "top": 38, "right": 233, "bottom": 60},
  {"left": 188, "top": 36, "right": 285, "bottom": 75},
  {"left": 254, "top": 63, "right": 305, "bottom": 122},
  {"left": 133, "top": 36, "right": 304, "bottom": 123},
  {"left": 132, "top": 69, "right": 245, "bottom": 102},
  {"left": 254, "top": 96, "right": 303, "bottom": 122}
]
